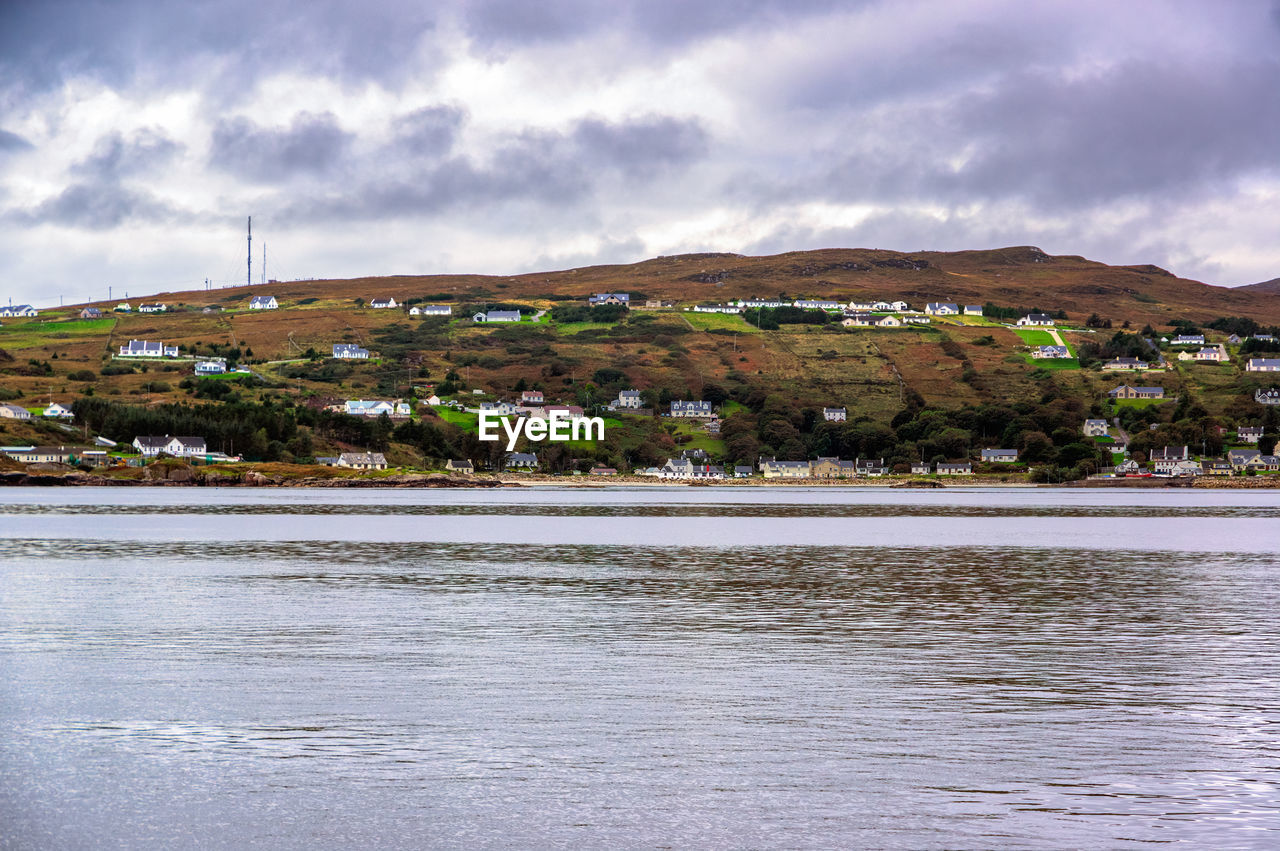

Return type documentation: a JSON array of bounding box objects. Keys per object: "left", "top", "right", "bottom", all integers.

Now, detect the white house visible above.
[
  {"left": 132, "top": 435, "right": 208, "bottom": 458},
  {"left": 792, "top": 299, "right": 840, "bottom": 310},
  {"left": 409, "top": 304, "right": 451, "bottom": 316},
  {"left": 474, "top": 310, "right": 521, "bottom": 322},
  {"left": 370, "top": 297, "right": 397, "bottom": 309},
  {"left": 1033, "top": 345, "right": 1071, "bottom": 359},
  {"left": 0, "top": 403, "right": 32, "bottom": 420},
  {"left": 138, "top": 303, "right": 166, "bottom": 313},
  {"left": 823, "top": 407, "right": 847, "bottom": 422},
  {"left": 332, "top": 343, "right": 370, "bottom": 359},
  {"left": 588, "top": 293, "right": 630, "bottom": 306},
  {"left": 925, "top": 302, "right": 958, "bottom": 316},
  {"left": 670, "top": 400, "right": 714, "bottom": 418},
  {"left": 344, "top": 400, "right": 410, "bottom": 417},
  {"left": 118, "top": 339, "right": 179, "bottom": 357},
  {"left": 1246, "top": 359, "right": 1280, "bottom": 372},
  {"left": 981, "top": 448, "right": 1019, "bottom": 463},
  {"left": 43, "top": 403, "right": 74, "bottom": 419},
  {"left": 194, "top": 358, "right": 227, "bottom": 375},
  {"left": 1171, "top": 335, "right": 1206, "bottom": 346},
  {"left": 615, "top": 389, "right": 643, "bottom": 409},
  {"left": 1083, "top": 419, "right": 1109, "bottom": 437},
  {"left": 114, "top": 302, "right": 132, "bottom": 312},
  {"left": 1238, "top": 426, "right": 1264, "bottom": 444},
  {"left": 520, "top": 390, "right": 544, "bottom": 405},
  {"left": 1017, "top": 313, "right": 1056, "bottom": 326},
  {"left": 0, "top": 304, "right": 37, "bottom": 318},
  {"left": 739, "top": 299, "right": 786, "bottom": 308},
  {"left": 692, "top": 304, "right": 742, "bottom": 314},
  {"left": 963, "top": 305, "right": 983, "bottom": 316},
  {"left": 873, "top": 314, "right": 902, "bottom": 327},
  {"left": 337, "top": 452, "right": 387, "bottom": 470},
  {"left": 249, "top": 295, "right": 278, "bottom": 310}
]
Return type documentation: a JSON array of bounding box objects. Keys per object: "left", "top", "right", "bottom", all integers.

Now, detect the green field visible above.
[
  {"left": 0, "top": 317, "right": 116, "bottom": 348},
  {"left": 1012, "top": 328, "right": 1059, "bottom": 346},
  {"left": 1110, "top": 398, "right": 1167, "bottom": 410},
  {"left": 553, "top": 321, "right": 616, "bottom": 335},
  {"left": 682, "top": 312, "right": 759, "bottom": 332}
]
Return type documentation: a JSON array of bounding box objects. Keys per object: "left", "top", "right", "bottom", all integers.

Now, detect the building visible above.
[
  {"left": 505, "top": 452, "right": 539, "bottom": 470},
  {"left": 614, "top": 390, "right": 643, "bottom": 409},
  {"left": 249, "top": 295, "right": 278, "bottom": 310},
  {"left": 659, "top": 458, "right": 725, "bottom": 479},
  {"left": 823, "top": 407, "right": 847, "bottom": 422},
  {"left": 43, "top": 403, "right": 74, "bottom": 419},
  {"left": 1108, "top": 385, "right": 1164, "bottom": 399},
  {"left": 1227, "top": 449, "right": 1265, "bottom": 471},
  {"left": 872, "top": 314, "right": 902, "bottom": 327},
  {"left": 344, "top": 400, "right": 410, "bottom": 417},
  {"left": 1246, "top": 359, "right": 1280, "bottom": 372},
  {"left": 445, "top": 458, "right": 474, "bottom": 474},
  {"left": 1256, "top": 388, "right": 1280, "bottom": 405},
  {"left": 194, "top": 359, "right": 226, "bottom": 375},
  {"left": 114, "top": 302, "right": 132, "bottom": 312},
  {"left": 792, "top": 300, "right": 840, "bottom": 310},
  {"left": 1171, "top": 335, "right": 1206, "bottom": 345},
  {"left": 911, "top": 461, "right": 932, "bottom": 474},
  {"left": 670, "top": 400, "right": 714, "bottom": 418},
  {"left": 733, "top": 465, "right": 754, "bottom": 478},
  {"left": 520, "top": 390, "right": 544, "bottom": 405},
  {"left": 79, "top": 307, "right": 101, "bottom": 319},
  {"left": 937, "top": 462, "right": 973, "bottom": 475},
  {"left": 0, "top": 305, "right": 37, "bottom": 317},
  {"left": 739, "top": 299, "right": 786, "bottom": 308},
  {"left": 132, "top": 435, "right": 207, "bottom": 458},
  {"left": 0, "top": 403, "right": 32, "bottom": 420},
  {"left": 0, "top": 445, "right": 107, "bottom": 466},
  {"left": 138, "top": 303, "right": 166, "bottom": 313},
  {"left": 903, "top": 315, "right": 931, "bottom": 325},
  {"left": 1201, "top": 458, "right": 1233, "bottom": 476},
  {"left": 473, "top": 310, "right": 521, "bottom": 323},
  {"left": 479, "top": 401, "right": 520, "bottom": 416},
  {"left": 981, "top": 448, "right": 1019, "bottom": 463},
  {"left": 588, "top": 293, "right": 630, "bottom": 307},
  {"left": 589, "top": 467, "right": 618, "bottom": 476},
  {"left": 409, "top": 304, "right": 452, "bottom": 316},
  {"left": 337, "top": 452, "right": 387, "bottom": 470},
  {"left": 643, "top": 300, "right": 675, "bottom": 309},
  {"left": 1083, "top": 419, "right": 1109, "bottom": 437},
  {"left": 370, "top": 297, "right": 397, "bottom": 309},
  {"left": 925, "top": 302, "right": 958, "bottom": 315},
  {"left": 1033, "top": 345, "right": 1071, "bottom": 359},
  {"left": 692, "top": 304, "right": 742, "bottom": 314},
  {"left": 332, "top": 343, "right": 370, "bottom": 359},
  {"left": 1238, "top": 426, "right": 1264, "bottom": 444},
  {"left": 1017, "top": 313, "right": 1055, "bottom": 326},
  {"left": 963, "top": 305, "right": 983, "bottom": 316},
  {"left": 855, "top": 458, "right": 889, "bottom": 476},
  {"left": 1102, "top": 357, "right": 1149, "bottom": 370},
  {"left": 811, "top": 457, "right": 856, "bottom": 478},
  {"left": 1192, "top": 346, "right": 1224, "bottom": 362},
  {"left": 118, "top": 339, "right": 179, "bottom": 357},
  {"left": 1150, "top": 446, "right": 1190, "bottom": 474},
  {"left": 759, "top": 458, "right": 810, "bottom": 479},
  {"left": 841, "top": 313, "right": 874, "bottom": 327}
]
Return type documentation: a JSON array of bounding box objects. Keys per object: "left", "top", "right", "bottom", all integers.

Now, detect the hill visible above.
[
  {"left": 1239, "top": 276, "right": 1280, "bottom": 294},
  {"left": 2, "top": 245, "right": 1279, "bottom": 478}
]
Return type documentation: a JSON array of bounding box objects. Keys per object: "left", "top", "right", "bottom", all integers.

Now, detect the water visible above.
[{"left": 1, "top": 487, "right": 1278, "bottom": 848}]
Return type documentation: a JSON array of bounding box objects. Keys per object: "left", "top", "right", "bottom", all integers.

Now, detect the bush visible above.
[{"left": 68, "top": 369, "right": 97, "bottom": 381}]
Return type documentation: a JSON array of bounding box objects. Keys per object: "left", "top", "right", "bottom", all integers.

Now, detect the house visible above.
[
  {"left": 911, "top": 461, "right": 932, "bottom": 474},
  {"left": 0, "top": 445, "right": 105, "bottom": 465},
  {"left": 1102, "top": 357, "right": 1150, "bottom": 370},
  {"left": 841, "top": 313, "right": 874, "bottom": 327},
  {"left": 588, "top": 293, "right": 630, "bottom": 307},
  {"left": 1192, "top": 346, "right": 1223, "bottom": 362},
  {"left": 337, "top": 452, "right": 387, "bottom": 470},
  {"left": 473, "top": 310, "right": 521, "bottom": 322},
  {"left": 692, "top": 303, "right": 742, "bottom": 314},
  {"left": 114, "top": 302, "right": 132, "bottom": 312},
  {"left": 643, "top": 300, "right": 675, "bottom": 309},
  {"left": 79, "top": 307, "right": 102, "bottom": 319},
  {"left": 925, "top": 302, "right": 958, "bottom": 316},
  {"left": 1150, "top": 446, "right": 1190, "bottom": 474},
  {"left": 536, "top": 404, "right": 585, "bottom": 419},
  {"left": 0, "top": 403, "right": 32, "bottom": 420},
  {"left": 445, "top": 458, "right": 474, "bottom": 474},
  {"left": 937, "top": 462, "right": 973, "bottom": 475},
  {"left": 659, "top": 458, "right": 725, "bottom": 479},
  {"left": 1246, "top": 359, "right": 1280, "bottom": 372},
  {"left": 1171, "top": 334, "right": 1205, "bottom": 346},
  {"left": 811, "top": 457, "right": 856, "bottom": 478},
  {"left": 194, "top": 358, "right": 226, "bottom": 375},
  {"left": 739, "top": 299, "right": 786, "bottom": 308},
  {"left": 42, "top": 403, "right": 74, "bottom": 419},
  {"left": 1108, "top": 385, "right": 1164, "bottom": 400},
  {"left": 981, "top": 448, "right": 1018, "bottom": 463},
  {"left": 1113, "top": 459, "right": 1141, "bottom": 474},
  {"left": 903, "top": 315, "right": 931, "bottom": 325},
  {"left": 409, "top": 304, "right": 451, "bottom": 316},
  {"left": 505, "top": 452, "right": 539, "bottom": 470},
  {"left": 0, "top": 304, "right": 37, "bottom": 317},
  {"left": 1033, "top": 345, "right": 1071, "bottom": 359},
  {"left": 823, "top": 407, "right": 847, "bottom": 422},
  {"left": 873, "top": 314, "right": 902, "bottom": 327},
  {"left": 680, "top": 448, "right": 708, "bottom": 461},
  {"left": 589, "top": 467, "right": 618, "bottom": 476},
  {"left": 1259, "top": 455, "right": 1280, "bottom": 471},
  {"left": 424, "top": 394, "right": 441, "bottom": 406},
  {"left": 344, "top": 399, "right": 410, "bottom": 417},
  {"left": 963, "top": 305, "right": 983, "bottom": 316},
  {"left": 1238, "top": 426, "right": 1264, "bottom": 444},
  {"left": 791, "top": 299, "right": 840, "bottom": 311},
  {"left": 1083, "top": 419, "right": 1109, "bottom": 437},
  {"left": 520, "top": 390, "right": 544, "bottom": 405},
  {"left": 332, "top": 343, "right": 371, "bottom": 359},
  {"left": 1228, "top": 334, "right": 1243, "bottom": 344},
  {"left": 1256, "top": 334, "right": 1278, "bottom": 343},
  {"left": 138, "top": 303, "right": 166, "bottom": 313},
  {"left": 759, "top": 458, "right": 810, "bottom": 479},
  {"left": 369, "top": 297, "right": 397, "bottom": 309},
  {"left": 117, "top": 339, "right": 179, "bottom": 358},
  {"left": 1170, "top": 459, "right": 1202, "bottom": 476},
  {"left": 1017, "top": 313, "right": 1055, "bottom": 326},
  {"left": 1201, "top": 458, "right": 1232, "bottom": 476},
  {"left": 249, "top": 295, "right": 278, "bottom": 310},
  {"left": 1256, "top": 388, "right": 1280, "bottom": 405},
  {"left": 733, "top": 465, "right": 754, "bottom": 478},
  {"left": 1227, "top": 449, "right": 1265, "bottom": 471},
  {"left": 670, "top": 400, "right": 714, "bottom": 418},
  {"left": 614, "top": 390, "right": 643, "bottom": 409},
  {"left": 856, "top": 457, "right": 889, "bottom": 476},
  {"left": 479, "top": 401, "right": 520, "bottom": 416},
  {"left": 132, "top": 435, "right": 207, "bottom": 458}
]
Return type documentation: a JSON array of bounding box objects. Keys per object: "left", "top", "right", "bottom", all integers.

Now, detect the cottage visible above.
[
  {"left": 670, "top": 400, "right": 714, "bottom": 418},
  {"left": 911, "top": 461, "right": 932, "bottom": 474},
  {"left": 740, "top": 299, "right": 787, "bottom": 309},
  {"left": 337, "top": 452, "right": 387, "bottom": 470},
  {"left": 194, "top": 358, "right": 226, "bottom": 375},
  {"left": 369, "top": 297, "right": 397, "bottom": 309},
  {"left": 1150, "top": 446, "right": 1190, "bottom": 474},
  {"left": 1108, "top": 385, "right": 1164, "bottom": 399},
  {"left": 1113, "top": 459, "right": 1141, "bottom": 474},
  {"left": 332, "top": 343, "right": 370, "bottom": 359},
  {"left": 963, "top": 305, "right": 983, "bottom": 316},
  {"left": 1017, "top": 313, "right": 1055, "bottom": 327},
  {"left": 733, "top": 465, "right": 754, "bottom": 478},
  {"left": 925, "top": 303, "right": 958, "bottom": 316},
  {"left": 588, "top": 293, "right": 630, "bottom": 307},
  {"left": 937, "top": 462, "right": 973, "bottom": 475},
  {"left": 873, "top": 314, "right": 902, "bottom": 327},
  {"left": 903, "top": 315, "right": 931, "bottom": 324},
  {"left": 1102, "top": 357, "right": 1149, "bottom": 370},
  {"left": 1227, "top": 449, "right": 1265, "bottom": 471},
  {"left": 1083, "top": 419, "right": 1109, "bottom": 437},
  {"left": 505, "top": 452, "right": 539, "bottom": 470},
  {"left": 118, "top": 339, "right": 179, "bottom": 358},
  {"left": 410, "top": 304, "right": 451, "bottom": 316},
  {"left": 614, "top": 390, "right": 643, "bottom": 409},
  {"left": 1228, "top": 334, "right": 1243, "bottom": 344},
  {"left": 0, "top": 304, "right": 37, "bottom": 318},
  {"left": 1192, "top": 346, "right": 1223, "bottom": 362},
  {"left": 589, "top": 466, "right": 618, "bottom": 476},
  {"left": 1256, "top": 388, "right": 1280, "bottom": 405},
  {"left": 841, "top": 313, "right": 874, "bottom": 327},
  {"left": 856, "top": 458, "right": 889, "bottom": 476},
  {"left": 1246, "top": 358, "right": 1280, "bottom": 372},
  {"left": 445, "top": 458, "right": 474, "bottom": 474},
  {"left": 980, "top": 448, "right": 1018, "bottom": 463},
  {"left": 139, "top": 303, "right": 166, "bottom": 313},
  {"left": 643, "top": 299, "right": 675, "bottom": 309},
  {"left": 1033, "top": 345, "right": 1071, "bottom": 359},
  {"left": 41, "top": 402, "right": 73, "bottom": 419},
  {"left": 520, "top": 390, "right": 544, "bottom": 405},
  {"left": 473, "top": 310, "right": 521, "bottom": 323},
  {"left": 823, "top": 407, "right": 847, "bottom": 422},
  {"left": 0, "top": 445, "right": 104, "bottom": 465},
  {"left": 79, "top": 307, "right": 102, "bottom": 319},
  {"left": 1259, "top": 455, "right": 1280, "bottom": 471},
  {"left": 759, "top": 458, "right": 810, "bottom": 479},
  {"left": 659, "top": 458, "right": 725, "bottom": 480},
  {"left": 114, "top": 302, "right": 132, "bottom": 312},
  {"left": 132, "top": 435, "right": 207, "bottom": 458},
  {"left": 692, "top": 303, "right": 742, "bottom": 314},
  {"left": 1238, "top": 426, "right": 1264, "bottom": 444},
  {"left": 791, "top": 299, "right": 840, "bottom": 310},
  {"left": 1201, "top": 458, "right": 1232, "bottom": 476},
  {"left": 479, "top": 401, "right": 520, "bottom": 416},
  {"left": 249, "top": 295, "right": 278, "bottom": 310},
  {"left": 1171, "top": 335, "right": 1205, "bottom": 346},
  {"left": 0, "top": 403, "right": 31, "bottom": 420},
  {"left": 811, "top": 457, "right": 856, "bottom": 478},
  {"left": 344, "top": 399, "right": 410, "bottom": 417}
]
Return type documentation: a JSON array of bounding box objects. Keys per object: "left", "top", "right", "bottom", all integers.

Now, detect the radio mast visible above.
[{"left": 247, "top": 216, "right": 252, "bottom": 286}]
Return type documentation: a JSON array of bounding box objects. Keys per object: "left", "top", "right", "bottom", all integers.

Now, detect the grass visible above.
[
  {"left": 1025, "top": 356, "right": 1079, "bottom": 370},
  {"left": 1110, "top": 398, "right": 1166, "bottom": 410},
  {"left": 0, "top": 317, "right": 116, "bottom": 349},
  {"left": 682, "top": 312, "right": 759, "bottom": 332},
  {"left": 553, "top": 321, "right": 616, "bottom": 335},
  {"left": 1011, "top": 328, "right": 1058, "bottom": 347}
]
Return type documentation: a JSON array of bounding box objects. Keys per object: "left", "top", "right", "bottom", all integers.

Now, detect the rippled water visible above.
[{"left": 1, "top": 487, "right": 1278, "bottom": 848}]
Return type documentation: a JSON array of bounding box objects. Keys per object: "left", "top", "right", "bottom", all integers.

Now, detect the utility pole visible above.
[
  {"left": 247, "top": 216, "right": 252, "bottom": 287},
  {"left": 262, "top": 243, "right": 267, "bottom": 285}
]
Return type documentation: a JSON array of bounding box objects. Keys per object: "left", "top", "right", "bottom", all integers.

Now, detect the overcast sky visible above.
[{"left": 2, "top": 0, "right": 1279, "bottom": 307}]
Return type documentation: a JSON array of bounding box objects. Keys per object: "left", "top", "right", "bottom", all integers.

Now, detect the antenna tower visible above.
[{"left": 247, "top": 216, "right": 252, "bottom": 286}]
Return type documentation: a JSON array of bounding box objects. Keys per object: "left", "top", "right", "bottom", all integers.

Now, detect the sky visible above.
[{"left": 2, "top": 0, "right": 1279, "bottom": 308}]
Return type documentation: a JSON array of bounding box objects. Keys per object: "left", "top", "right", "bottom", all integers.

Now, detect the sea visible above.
[{"left": 1, "top": 486, "right": 1278, "bottom": 849}]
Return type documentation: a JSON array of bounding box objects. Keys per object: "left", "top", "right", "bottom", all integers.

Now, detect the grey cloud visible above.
[
  {"left": 72, "top": 129, "right": 182, "bottom": 180},
  {"left": 209, "top": 112, "right": 353, "bottom": 183},
  {"left": 391, "top": 105, "right": 467, "bottom": 158},
  {"left": 9, "top": 182, "right": 182, "bottom": 230},
  {"left": 0, "top": 129, "right": 34, "bottom": 152},
  {"left": 572, "top": 116, "right": 708, "bottom": 177}
]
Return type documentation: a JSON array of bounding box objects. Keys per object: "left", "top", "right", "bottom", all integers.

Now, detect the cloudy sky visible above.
[{"left": 2, "top": 0, "right": 1279, "bottom": 307}]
